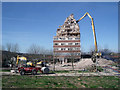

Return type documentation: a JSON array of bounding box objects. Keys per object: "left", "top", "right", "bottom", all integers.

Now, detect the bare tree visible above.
[
  {"left": 2, "top": 45, "right": 5, "bottom": 51},
  {"left": 12, "top": 43, "right": 20, "bottom": 53},
  {"left": 89, "top": 46, "right": 95, "bottom": 54},
  {"left": 101, "top": 48, "right": 111, "bottom": 54},
  {"left": 6, "top": 43, "right": 12, "bottom": 52},
  {"left": 46, "top": 49, "right": 53, "bottom": 55},
  {"left": 68, "top": 52, "right": 77, "bottom": 70},
  {"left": 46, "top": 49, "right": 53, "bottom": 64},
  {"left": 53, "top": 52, "right": 61, "bottom": 71},
  {"left": 53, "top": 53, "right": 57, "bottom": 71},
  {"left": 5, "top": 43, "right": 20, "bottom": 53},
  {"left": 27, "top": 44, "right": 41, "bottom": 54}
]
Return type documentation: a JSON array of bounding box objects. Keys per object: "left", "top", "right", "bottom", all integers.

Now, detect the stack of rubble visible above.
[
  {"left": 75, "top": 58, "right": 94, "bottom": 69},
  {"left": 97, "top": 58, "right": 115, "bottom": 66},
  {"left": 56, "top": 14, "right": 80, "bottom": 37},
  {"left": 75, "top": 58, "right": 115, "bottom": 69}
]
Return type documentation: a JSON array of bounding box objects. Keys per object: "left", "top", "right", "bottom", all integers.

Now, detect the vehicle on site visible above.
[
  {"left": 18, "top": 65, "right": 41, "bottom": 75},
  {"left": 18, "top": 65, "right": 49, "bottom": 75},
  {"left": 13, "top": 55, "right": 50, "bottom": 75}
]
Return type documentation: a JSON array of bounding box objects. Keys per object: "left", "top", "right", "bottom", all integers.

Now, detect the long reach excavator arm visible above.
[{"left": 76, "top": 12, "right": 98, "bottom": 53}]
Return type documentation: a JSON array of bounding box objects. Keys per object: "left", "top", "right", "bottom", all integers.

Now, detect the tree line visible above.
[{"left": 2, "top": 43, "right": 53, "bottom": 55}]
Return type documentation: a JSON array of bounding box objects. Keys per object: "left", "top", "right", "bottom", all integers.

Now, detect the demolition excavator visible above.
[{"left": 76, "top": 12, "right": 101, "bottom": 63}]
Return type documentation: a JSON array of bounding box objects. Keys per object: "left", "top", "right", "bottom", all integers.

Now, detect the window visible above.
[
  {"left": 72, "top": 48, "right": 75, "bottom": 50},
  {"left": 54, "top": 38, "right": 58, "bottom": 40},
  {"left": 75, "top": 43, "right": 79, "bottom": 45},
  {"left": 68, "top": 43, "right": 73, "bottom": 45},
  {"left": 61, "top": 43, "right": 65, "bottom": 45},
  {"left": 59, "top": 43, "right": 61, "bottom": 45},
  {"left": 77, "top": 53, "right": 80, "bottom": 55},
  {"left": 65, "top": 48, "right": 68, "bottom": 50},
  {"left": 58, "top": 48, "right": 61, "bottom": 50},
  {"left": 65, "top": 38, "right": 68, "bottom": 40},
  {"left": 54, "top": 48, "right": 58, "bottom": 51},
  {"left": 65, "top": 26, "right": 70, "bottom": 28},
  {"left": 62, "top": 38, "right": 65, "bottom": 40},
  {"left": 73, "top": 38, "right": 75, "bottom": 40},
  {"left": 66, "top": 43, "right": 68, "bottom": 45},
  {"left": 68, "top": 38, "right": 72, "bottom": 40},
  {"left": 61, "top": 48, "right": 63, "bottom": 50},
  {"left": 68, "top": 48, "right": 72, "bottom": 51},
  {"left": 54, "top": 43, "right": 58, "bottom": 45},
  {"left": 75, "top": 38, "right": 80, "bottom": 40},
  {"left": 61, "top": 53, "right": 68, "bottom": 55},
  {"left": 75, "top": 48, "right": 80, "bottom": 50},
  {"left": 74, "top": 48, "right": 79, "bottom": 50}
]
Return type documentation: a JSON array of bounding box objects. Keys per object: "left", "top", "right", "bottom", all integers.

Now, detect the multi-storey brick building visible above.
[{"left": 53, "top": 14, "right": 81, "bottom": 64}]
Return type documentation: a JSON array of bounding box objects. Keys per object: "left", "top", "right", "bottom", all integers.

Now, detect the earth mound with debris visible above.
[{"left": 75, "top": 58, "right": 115, "bottom": 69}]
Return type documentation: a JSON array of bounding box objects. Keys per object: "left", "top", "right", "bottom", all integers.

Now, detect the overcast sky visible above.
[{"left": 2, "top": 2, "right": 118, "bottom": 53}]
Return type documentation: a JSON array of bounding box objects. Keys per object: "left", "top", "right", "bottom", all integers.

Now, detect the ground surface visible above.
[
  {"left": 1, "top": 69, "right": 119, "bottom": 76},
  {"left": 1, "top": 58, "right": 119, "bottom": 89},
  {"left": 2, "top": 75, "right": 119, "bottom": 88},
  {"left": 49, "top": 58, "right": 115, "bottom": 70}
]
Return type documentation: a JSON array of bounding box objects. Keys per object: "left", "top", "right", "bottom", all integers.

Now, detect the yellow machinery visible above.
[
  {"left": 16, "top": 55, "right": 35, "bottom": 66},
  {"left": 76, "top": 12, "right": 101, "bottom": 62},
  {"left": 36, "top": 61, "right": 43, "bottom": 65},
  {"left": 26, "top": 61, "right": 34, "bottom": 66},
  {"left": 16, "top": 55, "right": 45, "bottom": 67},
  {"left": 16, "top": 55, "right": 27, "bottom": 66}
]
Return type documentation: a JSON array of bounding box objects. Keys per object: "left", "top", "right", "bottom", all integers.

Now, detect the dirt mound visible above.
[
  {"left": 75, "top": 58, "right": 115, "bottom": 69},
  {"left": 75, "top": 58, "right": 94, "bottom": 69},
  {"left": 97, "top": 58, "right": 114, "bottom": 66}
]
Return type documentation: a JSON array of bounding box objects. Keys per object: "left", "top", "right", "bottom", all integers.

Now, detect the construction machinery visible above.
[
  {"left": 16, "top": 55, "right": 43, "bottom": 67},
  {"left": 16, "top": 55, "right": 27, "bottom": 67},
  {"left": 15, "top": 55, "right": 49, "bottom": 75},
  {"left": 18, "top": 64, "right": 49, "bottom": 75},
  {"left": 76, "top": 12, "right": 101, "bottom": 63}
]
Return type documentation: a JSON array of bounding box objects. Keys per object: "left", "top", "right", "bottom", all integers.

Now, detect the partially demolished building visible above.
[{"left": 53, "top": 14, "right": 81, "bottom": 64}]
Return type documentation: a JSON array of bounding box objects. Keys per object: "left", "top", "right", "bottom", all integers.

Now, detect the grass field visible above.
[
  {"left": 2, "top": 75, "right": 119, "bottom": 88},
  {"left": 0, "top": 69, "right": 91, "bottom": 73},
  {"left": 0, "top": 70, "right": 10, "bottom": 72}
]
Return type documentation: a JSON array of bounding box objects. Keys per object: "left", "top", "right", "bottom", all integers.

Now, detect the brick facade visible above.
[{"left": 53, "top": 14, "right": 81, "bottom": 64}]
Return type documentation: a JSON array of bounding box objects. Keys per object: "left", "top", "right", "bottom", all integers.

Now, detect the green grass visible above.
[
  {"left": 0, "top": 69, "right": 90, "bottom": 73},
  {"left": 0, "top": 69, "right": 10, "bottom": 72},
  {"left": 77, "top": 70, "right": 89, "bottom": 73},
  {"left": 2, "top": 76, "right": 119, "bottom": 88}
]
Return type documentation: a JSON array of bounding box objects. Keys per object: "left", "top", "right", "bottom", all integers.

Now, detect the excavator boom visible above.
[{"left": 76, "top": 12, "right": 98, "bottom": 52}]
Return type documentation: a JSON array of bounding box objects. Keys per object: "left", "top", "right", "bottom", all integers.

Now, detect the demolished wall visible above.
[{"left": 53, "top": 14, "right": 81, "bottom": 64}]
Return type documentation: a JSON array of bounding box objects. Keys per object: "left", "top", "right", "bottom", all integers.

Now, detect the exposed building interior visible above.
[{"left": 53, "top": 14, "right": 81, "bottom": 64}]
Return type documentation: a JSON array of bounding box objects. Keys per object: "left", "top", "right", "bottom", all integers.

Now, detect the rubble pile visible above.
[
  {"left": 75, "top": 58, "right": 115, "bottom": 69},
  {"left": 75, "top": 58, "right": 94, "bottom": 69},
  {"left": 97, "top": 58, "right": 115, "bottom": 66},
  {"left": 56, "top": 14, "right": 80, "bottom": 37}
]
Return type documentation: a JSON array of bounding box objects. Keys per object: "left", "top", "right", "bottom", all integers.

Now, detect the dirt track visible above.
[{"left": 1, "top": 71, "right": 119, "bottom": 76}]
